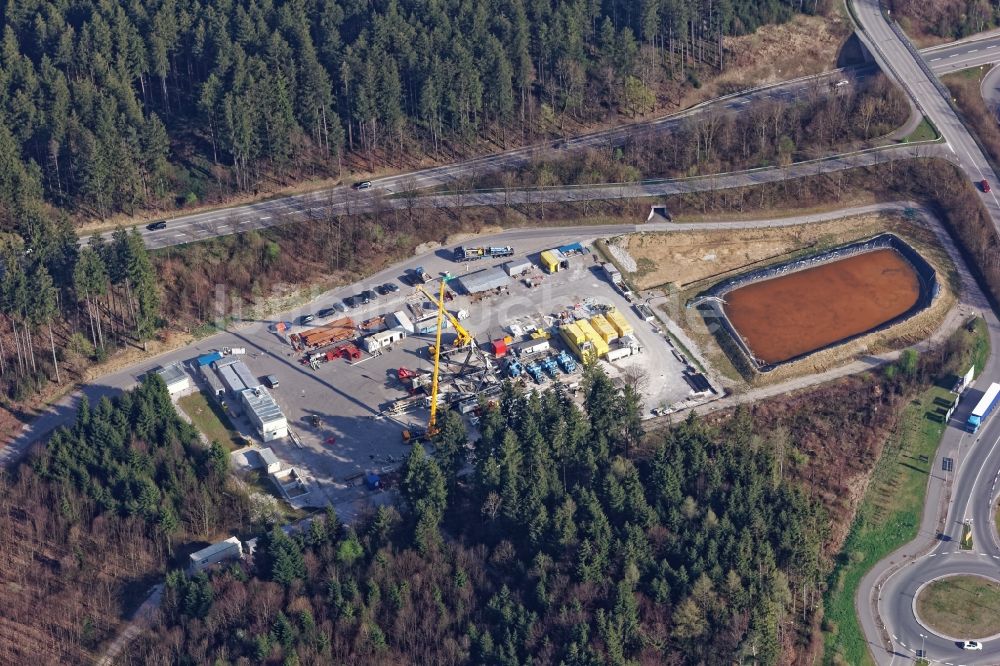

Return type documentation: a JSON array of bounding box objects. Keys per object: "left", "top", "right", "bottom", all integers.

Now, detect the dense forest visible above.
[
  {"left": 125, "top": 366, "right": 829, "bottom": 665},
  {"left": 0, "top": 0, "right": 825, "bottom": 219},
  {"left": 0, "top": 374, "right": 250, "bottom": 663},
  {"left": 0, "top": 224, "right": 160, "bottom": 401}
]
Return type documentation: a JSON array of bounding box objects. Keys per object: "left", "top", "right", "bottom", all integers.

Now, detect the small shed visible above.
[
  {"left": 156, "top": 363, "right": 191, "bottom": 397},
  {"left": 511, "top": 338, "right": 550, "bottom": 357},
  {"left": 364, "top": 329, "right": 407, "bottom": 353},
  {"left": 188, "top": 536, "right": 243, "bottom": 573},
  {"left": 257, "top": 447, "right": 281, "bottom": 474},
  {"left": 503, "top": 258, "right": 533, "bottom": 277},
  {"left": 455, "top": 267, "right": 510, "bottom": 294}
]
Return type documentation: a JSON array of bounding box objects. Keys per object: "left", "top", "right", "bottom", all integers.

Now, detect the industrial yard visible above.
[{"left": 156, "top": 238, "right": 715, "bottom": 510}]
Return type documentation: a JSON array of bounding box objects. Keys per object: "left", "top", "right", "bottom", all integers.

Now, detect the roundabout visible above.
[{"left": 914, "top": 574, "right": 1000, "bottom": 641}]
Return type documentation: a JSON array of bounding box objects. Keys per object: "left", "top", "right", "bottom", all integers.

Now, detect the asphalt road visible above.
[
  {"left": 851, "top": 3, "right": 1000, "bottom": 664},
  {"left": 86, "top": 30, "right": 1000, "bottom": 252}
]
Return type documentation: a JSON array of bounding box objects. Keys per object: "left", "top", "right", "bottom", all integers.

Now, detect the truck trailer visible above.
[
  {"left": 968, "top": 382, "right": 1000, "bottom": 432},
  {"left": 453, "top": 245, "right": 515, "bottom": 262}
]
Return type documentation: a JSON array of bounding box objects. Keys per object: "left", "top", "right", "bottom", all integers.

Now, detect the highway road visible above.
[
  {"left": 850, "top": 3, "right": 1000, "bottom": 664},
  {"left": 83, "top": 31, "right": 1000, "bottom": 252}
]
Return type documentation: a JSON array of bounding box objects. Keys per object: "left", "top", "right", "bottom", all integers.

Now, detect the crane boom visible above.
[
  {"left": 427, "top": 280, "right": 447, "bottom": 434},
  {"left": 416, "top": 284, "right": 474, "bottom": 348}
]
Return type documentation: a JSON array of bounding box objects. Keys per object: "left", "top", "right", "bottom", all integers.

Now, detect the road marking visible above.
[
  {"left": 949, "top": 53, "right": 959, "bottom": 58},
  {"left": 990, "top": 45, "right": 998, "bottom": 49},
  {"left": 932, "top": 57, "right": 942, "bottom": 61},
  {"left": 260, "top": 216, "right": 271, "bottom": 220},
  {"left": 971, "top": 49, "right": 980, "bottom": 53}
]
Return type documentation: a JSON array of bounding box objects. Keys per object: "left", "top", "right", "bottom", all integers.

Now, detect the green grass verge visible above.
[
  {"left": 822, "top": 322, "right": 990, "bottom": 664},
  {"left": 916, "top": 575, "right": 1000, "bottom": 638},
  {"left": 178, "top": 390, "right": 245, "bottom": 451},
  {"left": 902, "top": 117, "right": 939, "bottom": 143},
  {"left": 961, "top": 522, "right": 974, "bottom": 550}
]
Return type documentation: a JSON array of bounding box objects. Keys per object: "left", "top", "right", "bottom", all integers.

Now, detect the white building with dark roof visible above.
[{"left": 241, "top": 386, "right": 288, "bottom": 441}]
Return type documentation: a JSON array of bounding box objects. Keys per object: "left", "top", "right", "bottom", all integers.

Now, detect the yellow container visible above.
[
  {"left": 575, "top": 319, "right": 609, "bottom": 357},
  {"left": 605, "top": 309, "right": 634, "bottom": 338},
  {"left": 540, "top": 250, "right": 561, "bottom": 273},
  {"left": 589, "top": 315, "right": 618, "bottom": 343}
]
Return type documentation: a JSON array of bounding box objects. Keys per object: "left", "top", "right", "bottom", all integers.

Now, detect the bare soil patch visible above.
[
  {"left": 679, "top": 13, "right": 851, "bottom": 107},
  {"left": 624, "top": 213, "right": 888, "bottom": 291}
]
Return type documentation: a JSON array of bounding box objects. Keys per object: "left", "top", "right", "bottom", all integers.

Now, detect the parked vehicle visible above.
[
  {"left": 968, "top": 382, "right": 1000, "bottom": 432},
  {"left": 981, "top": 179, "right": 991, "bottom": 193},
  {"left": 318, "top": 307, "right": 338, "bottom": 318},
  {"left": 146, "top": 220, "right": 167, "bottom": 230},
  {"left": 383, "top": 282, "right": 399, "bottom": 293},
  {"left": 299, "top": 313, "right": 315, "bottom": 324},
  {"left": 264, "top": 375, "right": 280, "bottom": 389},
  {"left": 361, "top": 289, "right": 378, "bottom": 303},
  {"left": 353, "top": 181, "right": 372, "bottom": 190},
  {"left": 453, "top": 245, "right": 515, "bottom": 262}
]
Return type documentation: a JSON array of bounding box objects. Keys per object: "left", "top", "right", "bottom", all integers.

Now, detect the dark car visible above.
[
  {"left": 981, "top": 179, "right": 991, "bottom": 193},
  {"left": 353, "top": 181, "right": 373, "bottom": 191},
  {"left": 361, "top": 289, "right": 378, "bottom": 303},
  {"left": 375, "top": 284, "right": 391, "bottom": 296},
  {"left": 383, "top": 282, "right": 400, "bottom": 293},
  {"left": 344, "top": 295, "right": 361, "bottom": 309},
  {"left": 146, "top": 220, "right": 167, "bottom": 231},
  {"left": 318, "top": 307, "right": 337, "bottom": 318},
  {"left": 299, "top": 313, "right": 315, "bottom": 325},
  {"left": 264, "top": 374, "right": 280, "bottom": 389}
]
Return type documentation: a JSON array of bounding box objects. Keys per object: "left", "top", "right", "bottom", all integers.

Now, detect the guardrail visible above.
[{"left": 424, "top": 139, "right": 949, "bottom": 198}]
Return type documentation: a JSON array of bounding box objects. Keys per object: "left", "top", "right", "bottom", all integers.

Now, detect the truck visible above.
[
  {"left": 406, "top": 266, "right": 433, "bottom": 284},
  {"left": 968, "top": 382, "right": 1000, "bottom": 432},
  {"left": 453, "top": 245, "right": 515, "bottom": 262}
]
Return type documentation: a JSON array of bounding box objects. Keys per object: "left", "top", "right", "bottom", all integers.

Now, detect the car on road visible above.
[
  {"left": 299, "top": 313, "right": 315, "bottom": 325},
  {"left": 264, "top": 375, "right": 280, "bottom": 389},
  {"left": 981, "top": 179, "right": 991, "bottom": 193},
  {"left": 960, "top": 640, "right": 984, "bottom": 650},
  {"left": 146, "top": 220, "right": 167, "bottom": 231},
  {"left": 353, "top": 181, "right": 373, "bottom": 191}
]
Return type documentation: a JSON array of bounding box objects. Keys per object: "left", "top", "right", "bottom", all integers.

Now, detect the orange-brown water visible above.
[{"left": 723, "top": 248, "right": 921, "bottom": 364}]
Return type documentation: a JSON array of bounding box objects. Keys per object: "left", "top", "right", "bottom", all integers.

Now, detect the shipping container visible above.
[
  {"left": 589, "top": 315, "right": 619, "bottom": 343},
  {"left": 540, "top": 249, "right": 569, "bottom": 273},
  {"left": 604, "top": 309, "right": 634, "bottom": 337}
]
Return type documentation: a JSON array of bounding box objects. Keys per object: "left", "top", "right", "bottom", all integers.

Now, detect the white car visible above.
[{"left": 961, "top": 640, "right": 984, "bottom": 651}]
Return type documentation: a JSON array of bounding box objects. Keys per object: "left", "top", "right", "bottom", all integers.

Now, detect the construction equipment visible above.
[
  {"left": 556, "top": 350, "right": 577, "bottom": 373},
  {"left": 416, "top": 285, "right": 475, "bottom": 351},
  {"left": 507, "top": 359, "right": 523, "bottom": 378},
  {"left": 540, "top": 356, "right": 559, "bottom": 378},
  {"left": 525, "top": 362, "right": 544, "bottom": 383},
  {"left": 427, "top": 280, "right": 448, "bottom": 434}
]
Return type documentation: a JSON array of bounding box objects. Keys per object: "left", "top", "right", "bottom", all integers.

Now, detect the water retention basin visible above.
[{"left": 692, "top": 234, "right": 938, "bottom": 371}]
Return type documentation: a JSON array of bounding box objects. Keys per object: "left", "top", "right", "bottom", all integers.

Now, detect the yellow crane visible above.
[
  {"left": 418, "top": 281, "right": 476, "bottom": 434},
  {"left": 416, "top": 284, "right": 474, "bottom": 350}
]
